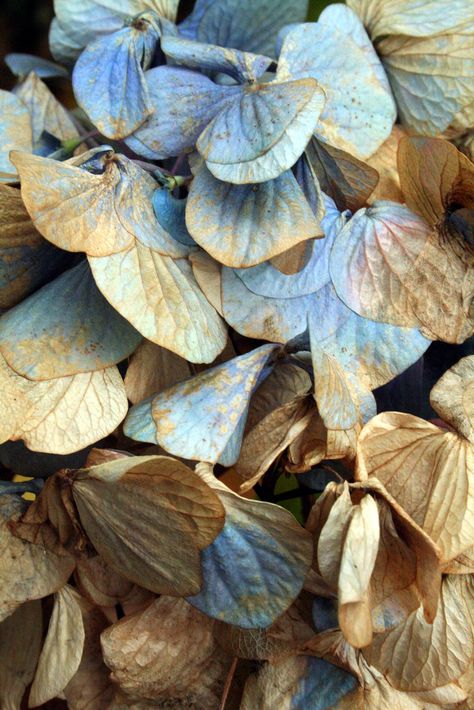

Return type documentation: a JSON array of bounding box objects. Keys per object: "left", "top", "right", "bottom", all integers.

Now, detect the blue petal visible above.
[
  {"left": 187, "top": 489, "right": 312, "bottom": 628},
  {"left": 73, "top": 15, "right": 160, "bottom": 139},
  {"left": 161, "top": 35, "right": 272, "bottom": 83},
  {"left": 125, "top": 66, "right": 240, "bottom": 159},
  {"left": 123, "top": 395, "right": 158, "bottom": 444},
  {"left": 5, "top": 54, "right": 68, "bottom": 79},
  {"left": 0, "top": 261, "right": 142, "bottom": 380},
  {"left": 292, "top": 657, "right": 358, "bottom": 709},
  {"left": 152, "top": 189, "right": 196, "bottom": 247},
  {"left": 180, "top": 0, "right": 309, "bottom": 58},
  {"left": 148, "top": 344, "right": 279, "bottom": 463}
]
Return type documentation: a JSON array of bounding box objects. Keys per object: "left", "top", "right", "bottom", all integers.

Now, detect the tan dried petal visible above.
[
  {"left": 430, "top": 355, "right": 474, "bottom": 444},
  {"left": 64, "top": 597, "right": 116, "bottom": 710},
  {"left": 15, "top": 72, "right": 78, "bottom": 144},
  {"left": 358, "top": 412, "right": 474, "bottom": 566},
  {"left": 338, "top": 495, "right": 380, "bottom": 648},
  {"left": 317, "top": 484, "right": 353, "bottom": 591},
  {"left": 0, "top": 495, "right": 75, "bottom": 621},
  {"left": 75, "top": 555, "right": 153, "bottom": 610},
  {"left": 29, "top": 585, "right": 85, "bottom": 707},
  {"left": 363, "top": 574, "right": 474, "bottom": 692},
  {"left": 101, "top": 597, "right": 231, "bottom": 707},
  {"left": 72, "top": 456, "right": 225, "bottom": 595},
  {"left": 366, "top": 126, "right": 405, "bottom": 203},
  {"left": 124, "top": 340, "right": 191, "bottom": 405},
  {"left": 0, "top": 601, "right": 42, "bottom": 710}
]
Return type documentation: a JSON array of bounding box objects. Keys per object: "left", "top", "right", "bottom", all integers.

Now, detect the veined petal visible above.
[
  {"left": 0, "top": 91, "right": 32, "bottom": 182},
  {"left": 198, "top": 78, "right": 326, "bottom": 184},
  {"left": 161, "top": 35, "right": 272, "bottom": 83},
  {"left": 125, "top": 66, "right": 241, "bottom": 160},
  {"left": 88, "top": 243, "right": 228, "bottom": 363},
  {"left": 73, "top": 17, "right": 160, "bottom": 139},
  {"left": 186, "top": 164, "right": 320, "bottom": 267}
]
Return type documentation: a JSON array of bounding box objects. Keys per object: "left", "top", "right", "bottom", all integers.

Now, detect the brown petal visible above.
[
  {"left": 430, "top": 355, "right": 474, "bottom": 444},
  {"left": 0, "top": 600, "right": 42, "bottom": 709},
  {"left": 101, "top": 597, "right": 232, "bottom": 706},
  {"left": 72, "top": 456, "right": 225, "bottom": 595},
  {"left": 363, "top": 575, "right": 474, "bottom": 692},
  {"left": 29, "top": 585, "right": 85, "bottom": 707},
  {"left": 0, "top": 495, "right": 75, "bottom": 621}
]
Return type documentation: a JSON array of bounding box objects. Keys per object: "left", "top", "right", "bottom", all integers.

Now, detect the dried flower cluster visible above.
[{"left": 0, "top": 0, "right": 473, "bottom": 707}]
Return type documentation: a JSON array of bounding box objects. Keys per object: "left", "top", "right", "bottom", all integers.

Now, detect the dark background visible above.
[{"left": 0, "top": 0, "right": 331, "bottom": 90}]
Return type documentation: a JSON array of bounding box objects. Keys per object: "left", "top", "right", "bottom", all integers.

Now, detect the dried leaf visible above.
[
  {"left": 0, "top": 601, "right": 42, "bottom": 710},
  {"left": 72, "top": 456, "right": 225, "bottom": 595},
  {"left": 366, "top": 125, "right": 405, "bottom": 203},
  {"left": 29, "top": 585, "right": 85, "bottom": 707}
]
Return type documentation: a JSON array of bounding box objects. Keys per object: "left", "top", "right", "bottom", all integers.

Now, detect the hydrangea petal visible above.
[
  {"left": 14, "top": 72, "right": 78, "bottom": 145},
  {"left": 180, "top": 0, "right": 309, "bottom": 58},
  {"left": 144, "top": 344, "right": 278, "bottom": 462},
  {"left": 0, "top": 261, "right": 142, "bottom": 380},
  {"left": 0, "top": 184, "right": 71, "bottom": 309},
  {"left": 12, "top": 150, "right": 187, "bottom": 258},
  {"left": 49, "top": 0, "right": 179, "bottom": 64},
  {"left": 0, "top": 91, "right": 32, "bottom": 182},
  {"left": 152, "top": 189, "right": 196, "bottom": 247},
  {"left": 122, "top": 395, "right": 157, "bottom": 444},
  {"left": 5, "top": 53, "right": 68, "bottom": 79},
  {"left": 329, "top": 200, "right": 474, "bottom": 343},
  {"left": 379, "top": 32, "right": 474, "bottom": 135},
  {"left": 0, "top": 353, "right": 128, "bottom": 455},
  {"left": 198, "top": 78, "right": 326, "bottom": 184},
  {"left": 161, "top": 35, "right": 272, "bottom": 83},
  {"left": 187, "top": 469, "right": 312, "bottom": 628},
  {"left": 73, "top": 18, "right": 159, "bottom": 139},
  {"left": 88, "top": 243, "right": 227, "bottom": 363},
  {"left": 186, "top": 164, "right": 320, "bottom": 267},
  {"left": 240, "top": 655, "right": 357, "bottom": 709},
  {"left": 347, "top": 0, "right": 474, "bottom": 42},
  {"left": 278, "top": 13, "right": 395, "bottom": 159},
  {"left": 125, "top": 66, "right": 241, "bottom": 160},
  {"left": 309, "top": 337, "right": 358, "bottom": 430},
  {"left": 430, "top": 355, "right": 474, "bottom": 444}
]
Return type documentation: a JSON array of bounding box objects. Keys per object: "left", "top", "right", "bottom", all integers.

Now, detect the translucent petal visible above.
[
  {"left": 379, "top": 32, "right": 474, "bottom": 134},
  {"left": 330, "top": 200, "right": 474, "bottom": 343}
]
